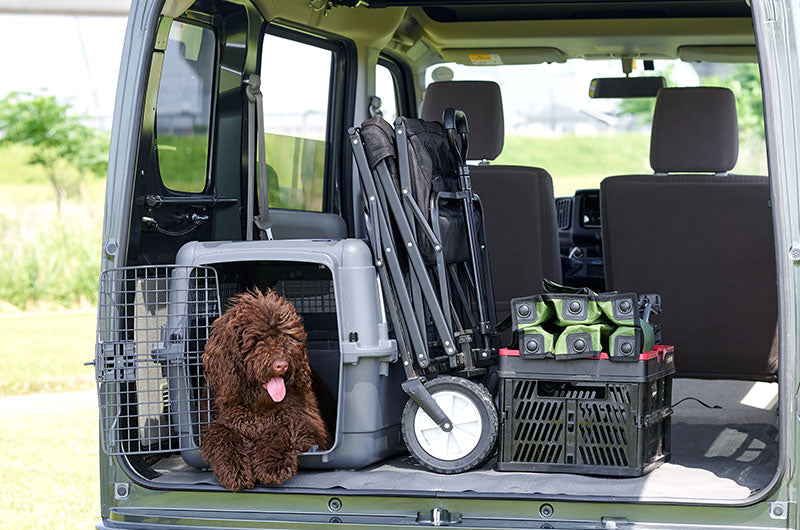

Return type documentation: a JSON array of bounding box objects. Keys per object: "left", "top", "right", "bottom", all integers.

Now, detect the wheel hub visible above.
[{"left": 413, "top": 390, "right": 483, "bottom": 461}]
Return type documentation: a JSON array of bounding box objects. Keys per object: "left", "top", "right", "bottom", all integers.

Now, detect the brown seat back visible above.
[{"left": 422, "top": 81, "right": 562, "bottom": 326}]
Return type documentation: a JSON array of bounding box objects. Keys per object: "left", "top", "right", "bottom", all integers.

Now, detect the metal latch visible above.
[
  {"left": 417, "top": 507, "right": 462, "bottom": 527},
  {"left": 95, "top": 341, "right": 137, "bottom": 383}
]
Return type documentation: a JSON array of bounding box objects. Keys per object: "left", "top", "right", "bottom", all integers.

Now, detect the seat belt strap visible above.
[{"left": 245, "top": 74, "right": 274, "bottom": 241}]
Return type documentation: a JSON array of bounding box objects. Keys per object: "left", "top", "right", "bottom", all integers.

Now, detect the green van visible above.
[{"left": 95, "top": 0, "right": 799, "bottom": 527}]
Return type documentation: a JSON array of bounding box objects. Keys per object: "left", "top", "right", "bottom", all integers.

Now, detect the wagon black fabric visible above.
[{"left": 360, "top": 115, "right": 477, "bottom": 264}]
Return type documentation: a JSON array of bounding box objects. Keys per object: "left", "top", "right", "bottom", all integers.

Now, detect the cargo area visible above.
[
  {"left": 142, "top": 363, "right": 778, "bottom": 502},
  {"left": 102, "top": 247, "right": 779, "bottom": 503}
]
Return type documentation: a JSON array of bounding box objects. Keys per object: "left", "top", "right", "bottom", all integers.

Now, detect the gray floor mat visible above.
[{"left": 152, "top": 379, "right": 779, "bottom": 502}]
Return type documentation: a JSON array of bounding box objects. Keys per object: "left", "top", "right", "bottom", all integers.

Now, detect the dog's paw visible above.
[
  {"left": 218, "top": 470, "right": 256, "bottom": 492},
  {"left": 253, "top": 454, "right": 298, "bottom": 485}
]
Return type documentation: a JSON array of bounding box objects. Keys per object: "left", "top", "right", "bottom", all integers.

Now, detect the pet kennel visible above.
[{"left": 95, "top": 238, "right": 408, "bottom": 470}]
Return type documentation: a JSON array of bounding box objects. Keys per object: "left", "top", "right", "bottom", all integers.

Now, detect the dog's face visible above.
[{"left": 203, "top": 288, "right": 311, "bottom": 409}]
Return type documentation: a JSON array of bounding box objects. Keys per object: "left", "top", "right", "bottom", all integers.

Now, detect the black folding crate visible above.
[{"left": 496, "top": 346, "right": 674, "bottom": 476}]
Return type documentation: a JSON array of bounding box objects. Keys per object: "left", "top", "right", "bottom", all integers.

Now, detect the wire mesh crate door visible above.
[{"left": 95, "top": 265, "right": 219, "bottom": 456}]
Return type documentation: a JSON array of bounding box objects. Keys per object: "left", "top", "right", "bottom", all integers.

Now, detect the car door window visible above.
[
  {"left": 260, "top": 34, "right": 333, "bottom": 212},
  {"left": 155, "top": 21, "right": 215, "bottom": 194}
]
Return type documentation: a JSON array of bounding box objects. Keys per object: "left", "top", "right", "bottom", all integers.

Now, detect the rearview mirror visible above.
[{"left": 589, "top": 76, "right": 666, "bottom": 98}]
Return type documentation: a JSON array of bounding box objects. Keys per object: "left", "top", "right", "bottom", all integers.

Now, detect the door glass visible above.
[
  {"left": 260, "top": 34, "right": 333, "bottom": 211},
  {"left": 156, "top": 21, "right": 215, "bottom": 193}
]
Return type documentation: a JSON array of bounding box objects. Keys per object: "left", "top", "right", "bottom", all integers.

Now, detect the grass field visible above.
[
  {"left": 0, "top": 311, "right": 96, "bottom": 395},
  {"left": 0, "top": 392, "right": 99, "bottom": 529}
]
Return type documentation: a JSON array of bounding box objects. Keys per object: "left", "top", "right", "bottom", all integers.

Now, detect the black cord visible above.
[
  {"left": 155, "top": 222, "right": 201, "bottom": 237},
  {"left": 672, "top": 396, "right": 722, "bottom": 409}
]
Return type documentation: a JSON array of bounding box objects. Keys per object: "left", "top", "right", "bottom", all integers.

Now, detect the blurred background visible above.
[{"left": 0, "top": 2, "right": 128, "bottom": 528}]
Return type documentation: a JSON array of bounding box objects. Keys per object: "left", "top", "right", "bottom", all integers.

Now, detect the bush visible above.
[{"left": 0, "top": 215, "right": 100, "bottom": 309}]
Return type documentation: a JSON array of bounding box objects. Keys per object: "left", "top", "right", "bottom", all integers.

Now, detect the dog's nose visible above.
[{"left": 272, "top": 359, "right": 289, "bottom": 376}]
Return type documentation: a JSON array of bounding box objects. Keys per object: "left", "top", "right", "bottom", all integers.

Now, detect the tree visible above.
[
  {"left": 616, "top": 63, "right": 765, "bottom": 139},
  {"left": 720, "top": 64, "right": 764, "bottom": 139},
  {"left": 0, "top": 92, "right": 108, "bottom": 212},
  {"left": 616, "top": 65, "right": 676, "bottom": 127}
]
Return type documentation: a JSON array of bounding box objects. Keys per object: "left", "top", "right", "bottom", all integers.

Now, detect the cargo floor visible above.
[{"left": 152, "top": 379, "right": 779, "bottom": 502}]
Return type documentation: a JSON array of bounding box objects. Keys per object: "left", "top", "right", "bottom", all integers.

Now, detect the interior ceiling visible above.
[
  {"left": 409, "top": 8, "right": 756, "bottom": 61},
  {"left": 420, "top": 1, "right": 752, "bottom": 22},
  {"left": 252, "top": 0, "right": 756, "bottom": 62}
]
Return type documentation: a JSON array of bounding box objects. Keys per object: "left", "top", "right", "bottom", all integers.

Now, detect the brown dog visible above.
[{"left": 201, "top": 288, "right": 329, "bottom": 491}]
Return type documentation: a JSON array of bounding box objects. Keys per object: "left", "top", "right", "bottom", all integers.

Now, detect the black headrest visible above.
[
  {"left": 421, "top": 81, "right": 504, "bottom": 160},
  {"left": 650, "top": 87, "right": 739, "bottom": 174}
]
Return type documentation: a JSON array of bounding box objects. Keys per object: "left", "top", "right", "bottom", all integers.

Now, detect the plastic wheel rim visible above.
[{"left": 413, "top": 390, "right": 483, "bottom": 461}]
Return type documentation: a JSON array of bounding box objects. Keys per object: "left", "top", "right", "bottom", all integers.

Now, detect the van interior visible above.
[{"left": 109, "top": 0, "right": 780, "bottom": 505}]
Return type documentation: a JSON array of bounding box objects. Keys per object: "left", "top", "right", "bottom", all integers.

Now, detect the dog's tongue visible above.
[{"left": 263, "top": 377, "right": 286, "bottom": 402}]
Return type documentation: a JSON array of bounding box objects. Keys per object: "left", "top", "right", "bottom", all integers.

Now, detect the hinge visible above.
[{"left": 417, "top": 507, "right": 462, "bottom": 527}]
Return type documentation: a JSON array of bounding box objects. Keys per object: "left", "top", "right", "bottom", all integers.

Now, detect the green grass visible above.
[
  {"left": 0, "top": 217, "right": 102, "bottom": 309},
  {"left": 0, "top": 394, "right": 99, "bottom": 528},
  {"left": 0, "top": 144, "right": 104, "bottom": 310},
  {"left": 497, "top": 133, "right": 652, "bottom": 197},
  {"left": 0, "top": 311, "right": 96, "bottom": 395}
]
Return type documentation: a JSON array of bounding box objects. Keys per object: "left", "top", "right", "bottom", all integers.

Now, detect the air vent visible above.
[{"left": 556, "top": 198, "right": 572, "bottom": 230}]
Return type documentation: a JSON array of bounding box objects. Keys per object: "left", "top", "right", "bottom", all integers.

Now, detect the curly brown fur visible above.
[{"left": 201, "top": 288, "right": 329, "bottom": 492}]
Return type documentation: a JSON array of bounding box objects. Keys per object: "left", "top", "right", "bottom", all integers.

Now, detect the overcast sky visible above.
[{"left": 0, "top": 14, "right": 127, "bottom": 128}]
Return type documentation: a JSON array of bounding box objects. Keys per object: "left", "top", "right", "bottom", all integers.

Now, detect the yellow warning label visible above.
[{"left": 468, "top": 53, "right": 503, "bottom": 65}]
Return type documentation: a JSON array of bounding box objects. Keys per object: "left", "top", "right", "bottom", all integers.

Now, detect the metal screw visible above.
[
  {"left": 573, "top": 338, "right": 586, "bottom": 352},
  {"left": 621, "top": 342, "right": 633, "bottom": 355},
  {"left": 526, "top": 339, "right": 539, "bottom": 353},
  {"left": 568, "top": 301, "right": 582, "bottom": 314},
  {"left": 773, "top": 504, "right": 785, "bottom": 517},
  {"left": 104, "top": 241, "right": 118, "bottom": 258},
  {"left": 539, "top": 503, "right": 554, "bottom": 518},
  {"left": 352, "top": 139, "right": 358, "bottom": 144},
  {"left": 397, "top": 129, "right": 403, "bottom": 134},
  {"left": 329, "top": 517, "right": 342, "bottom": 523},
  {"left": 619, "top": 300, "right": 632, "bottom": 313},
  {"left": 114, "top": 483, "right": 129, "bottom": 499},
  {"left": 328, "top": 498, "right": 342, "bottom": 512},
  {"left": 517, "top": 304, "right": 531, "bottom": 317}
]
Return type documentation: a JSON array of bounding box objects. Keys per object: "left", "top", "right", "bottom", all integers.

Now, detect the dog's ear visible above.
[
  {"left": 203, "top": 312, "right": 246, "bottom": 403},
  {"left": 292, "top": 344, "right": 314, "bottom": 393}
]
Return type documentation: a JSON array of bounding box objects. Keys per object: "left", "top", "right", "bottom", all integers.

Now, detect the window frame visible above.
[
  {"left": 257, "top": 23, "right": 354, "bottom": 214},
  {"left": 378, "top": 52, "right": 416, "bottom": 119},
  {"left": 154, "top": 16, "right": 220, "bottom": 196}
]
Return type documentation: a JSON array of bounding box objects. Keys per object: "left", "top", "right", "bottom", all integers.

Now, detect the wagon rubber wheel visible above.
[{"left": 401, "top": 376, "right": 498, "bottom": 474}]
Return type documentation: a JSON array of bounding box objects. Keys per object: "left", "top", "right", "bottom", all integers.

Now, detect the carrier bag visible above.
[
  {"left": 553, "top": 323, "right": 613, "bottom": 359},
  {"left": 519, "top": 326, "right": 555, "bottom": 359},
  {"left": 510, "top": 280, "right": 660, "bottom": 362},
  {"left": 544, "top": 295, "right": 603, "bottom": 327}
]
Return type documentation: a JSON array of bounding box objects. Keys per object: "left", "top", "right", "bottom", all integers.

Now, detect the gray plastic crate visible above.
[{"left": 174, "top": 239, "right": 405, "bottom": 470}]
